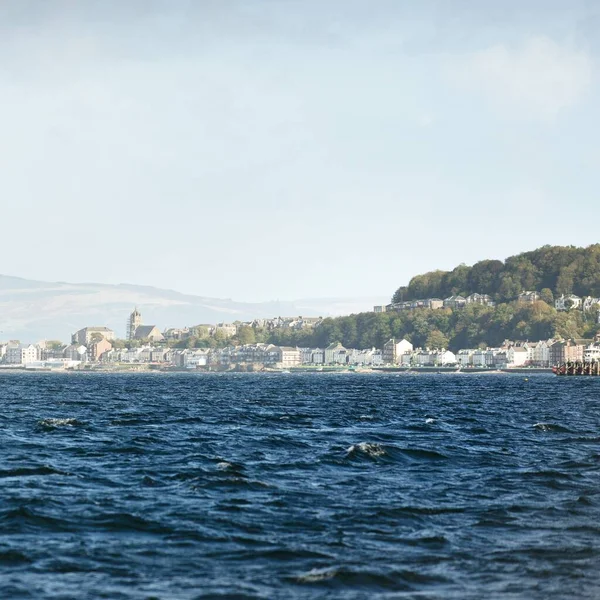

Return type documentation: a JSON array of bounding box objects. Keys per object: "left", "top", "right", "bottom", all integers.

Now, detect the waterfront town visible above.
[{"left": 1, "top": 302, "right": 599, "bottom": 372}]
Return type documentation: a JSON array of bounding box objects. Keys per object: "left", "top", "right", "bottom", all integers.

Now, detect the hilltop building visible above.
[{"left": 71, "top": 327, "right": 115, "bottom": 345}]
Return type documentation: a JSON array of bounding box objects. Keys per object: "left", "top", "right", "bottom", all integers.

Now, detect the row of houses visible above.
[
  {"left": 375, "top": 293, "right": 495, "bottom": 313},
  {"left": 382, "top": 337, "right": 600, "bottom": 368},
  {"left": 163, "top": 316, "right": 324, "bottom": 340},
  {"left": 376, "top": 291, "right": 600, "bottom": 318}
]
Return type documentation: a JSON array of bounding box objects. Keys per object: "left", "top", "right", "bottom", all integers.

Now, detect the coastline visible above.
[{"left": 0, "top": 365, "right": 554, "bottom": 375}]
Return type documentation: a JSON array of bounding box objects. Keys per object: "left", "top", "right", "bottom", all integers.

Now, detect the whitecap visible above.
[
  {"left": 346, "top": 442, "right": 387, "bottom": 458},
  {"left": 533, "top": 422, "right": 569, "bottom": 432},
  {"left": 295, "top": 567, "right": 339, "bottom": 583},
  {"left": 38, "top": 418, "right": 82, "bottom": 428},
  {"left": 425, "top": 418, "right": 436, "bottom": 424}
]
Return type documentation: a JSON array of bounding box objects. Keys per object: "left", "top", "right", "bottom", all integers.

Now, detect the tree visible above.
[
  {"left": 426, "top": 329, "right": 449, "bottom": 350},
  {"left": 46, "top": 340, "right": 65, "bottom": 350},
  {"left": 235, "top": 326, "right": 256, "bottom": 345},
  {"left": 540, "top": 288, "right": 554, "bottom": 305}
]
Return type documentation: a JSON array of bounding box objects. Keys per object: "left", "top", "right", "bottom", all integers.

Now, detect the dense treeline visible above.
[
  {"left": 261, "top": 301, "right": 599, "bottom": 352},
  {"left": 392, "top": 245, "right": 600, "bottom": 303}
]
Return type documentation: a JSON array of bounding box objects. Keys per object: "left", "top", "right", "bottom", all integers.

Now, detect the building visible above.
[
  {"left": 127, "top": 308, "right": 143, "bottom": 340},
  {"left": 507, "top": 346, "right": 529, "bottom": 367},
  {"left": 584, "top": 343, "right": 600, "bottom": 362},
  {"left": 373, "top": 305, "right": 387, "bottom": 313},
  {"left": 518, "top": 291, "right": 540, "bottom": 303},
  {"left": 549, "top": 340, "right": 586, "bottom": 365},
  {"left": 324, "top": 342, "right": 347, "bottom": 365},
  {"left": 466, "top": 293, "right": 495, "bottom": 307},
  {"left": 5, "top": 343, "right": 38, "bottom": 365},
  {"left": 555, "top": 294, "right": 582, "bottom": 311},
  {"left": 72, "top": 327, "right": 115, "bottom": 345},
  {"left": 456, "top": 349, "right": 474, "bottom": 367},
  {"left": 133, "top": 325, "right": 165, "bottom": 343},
  {"left": 383, "top": 338, "right": 413, "bottom": 364},
  {"left": 425, "top": 298, "right": 444, "bottom": 310},
  {"left": 214, "top": 323, "right": 238, "bottom": 338},
  {"left": 276, "top": 347, "right": 301, "bottom": 368},
  {"left": 64, "top": 344, "right": 88, "bottom": 362},
  {"left": 88, "top": 338, "right": 112, "bottom": 362},
  {"left": 443, "top": 296, "right": 467, "bottom": 310}
]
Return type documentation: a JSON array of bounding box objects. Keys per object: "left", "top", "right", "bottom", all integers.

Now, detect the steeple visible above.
[{"left": 127, "top": 307, "right": 142, "bottom": 340}]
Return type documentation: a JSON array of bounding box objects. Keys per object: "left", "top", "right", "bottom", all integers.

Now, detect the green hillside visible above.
[
  {"left": 257, "top": 245, "right": 600, "bottom": 351},
  {"left": 392, "top": 244, "right": 600, "bottom": 304}
]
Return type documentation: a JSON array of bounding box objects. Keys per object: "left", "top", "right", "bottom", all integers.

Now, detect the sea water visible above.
[{"left": 1, "top": 372, "right": 599, "bottom": 599}]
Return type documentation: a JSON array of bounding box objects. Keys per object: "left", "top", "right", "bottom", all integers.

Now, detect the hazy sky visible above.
[{"left": 2, "top": 1, "right": 599, "bottom": 301}]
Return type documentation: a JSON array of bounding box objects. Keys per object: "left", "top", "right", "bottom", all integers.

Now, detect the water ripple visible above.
[{"left": 0, "top": 372, "right": 598, "bottom": 599}]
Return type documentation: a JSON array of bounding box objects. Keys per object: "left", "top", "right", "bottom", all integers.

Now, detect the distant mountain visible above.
[{"left": 0, "top": 275, "right": 386, "bottom": 342}]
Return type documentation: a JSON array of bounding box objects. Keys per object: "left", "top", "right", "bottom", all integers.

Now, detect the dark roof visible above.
[{"left": 134, "top": 325, "right": 161, "bottom": 339}]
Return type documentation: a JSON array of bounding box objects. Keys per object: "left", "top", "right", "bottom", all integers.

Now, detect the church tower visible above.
[{"left": 127, "top": 307, "right": 142, "bottom": 340}]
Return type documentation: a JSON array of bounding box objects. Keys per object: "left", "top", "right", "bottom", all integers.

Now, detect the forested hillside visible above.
[
  {"left": 259, "top": 301, "right": 598, "bottom": 352},
  {"left": 249, "top": 245, "right": 600, "bottom": 351},
  {"left": 392, "top": 245, "right": 600, "bottom": 303}
]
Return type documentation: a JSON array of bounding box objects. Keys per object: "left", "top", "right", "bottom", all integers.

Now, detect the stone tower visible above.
[{"left": 127, "top": 307, "right": 142, "bottom": 341}]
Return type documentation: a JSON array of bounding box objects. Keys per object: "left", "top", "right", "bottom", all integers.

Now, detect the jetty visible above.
[{"left": 553, "top": 361, "right": 600, "bottom": 376}]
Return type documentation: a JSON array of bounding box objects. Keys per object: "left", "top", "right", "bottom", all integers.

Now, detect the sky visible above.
[{"left": 1, "top": 0, "right": 599, "bottom": 302}]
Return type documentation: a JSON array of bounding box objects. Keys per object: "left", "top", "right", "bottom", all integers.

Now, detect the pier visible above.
[{"left": 554, "top": 361, "right": 600, "bottom": 376}]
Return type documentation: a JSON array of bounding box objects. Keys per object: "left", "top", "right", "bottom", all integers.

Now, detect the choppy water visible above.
[{"left": 1, "top": 372, "right": 599, "bottom": 599}]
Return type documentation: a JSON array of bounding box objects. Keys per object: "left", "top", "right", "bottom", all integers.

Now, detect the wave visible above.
[
  {"left": 0, "top": 549, "right": 31, "bottom": 564},
  {"left": 0, "top": 466, "right": 67, "bottom": 478},
  {"left": 345, "top": 443, "right": 448, "bottom": 463},
  {"left": 293, "top": 566, "right": 448, "bottom": 589},
  {"left": 37, "top": 418, "right": 85, "bottom": 429},
  {"left": 90, "top": 512, "right": 174, "bottom": 534},
  {"left": 346, "top": 442, "right": 388, "bottom": 459},
  {"left": 0, "top": 506, "right": 73, "bottom": 533},
  {"left": 215, "top": 460, "right": 245, "bottom": 473},
  {"left": 533, "top": 422, "right": 571, "bottom": 433}
]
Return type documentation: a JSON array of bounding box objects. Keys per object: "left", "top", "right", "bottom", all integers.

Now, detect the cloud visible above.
[{"left": 448, "top": 36, "right": 592, "bottom": 120}]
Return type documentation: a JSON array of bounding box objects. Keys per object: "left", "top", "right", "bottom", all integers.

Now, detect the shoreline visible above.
[{"left": 0, "top": 365, "right": 554, "bottom": 375}]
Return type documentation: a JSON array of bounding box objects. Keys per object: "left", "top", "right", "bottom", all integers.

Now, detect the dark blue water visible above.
[{"left": 1, "top": 372, "right": 599, "bottom": 599}]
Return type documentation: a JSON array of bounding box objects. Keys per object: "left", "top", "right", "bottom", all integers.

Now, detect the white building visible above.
[
  {"left": 277, "top": 347, "right": 301, "bottom": 368},
  {"left": 583, "top": 297, "right": 600, "bottom": 312},
  {"left": 5, "top": 343, "right": 39, "bottom": 365},
  {"left": 531, "top": 340, "right": 551, "bottom": 367},
  {"left": 383, "top": 338, "right": 413, "bottom": 364},
  {"left": 555, "top": 294, "right": 582, "bottom": 311},
  {"left": 507, "top": 346, "right": 529, "bottom": 367},
  {"left": 456, "top": 349, "right": 474, "bottom": 367},
  {"left": 325, "top": 343, "right": 347, "bottom": 364},
  {"left": 183, "top": 350, "right": 210, "bottom": 368},
  {"left": 435, "top": 350, "right": 456, "bottom": 365},
  {"left": 584, "top": 343, "right": 600, "bottom": 362}
]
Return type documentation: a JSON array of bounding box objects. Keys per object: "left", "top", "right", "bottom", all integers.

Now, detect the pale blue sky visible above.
[{"left": 1, "top": 1, "right": 598, "bottom": 301}]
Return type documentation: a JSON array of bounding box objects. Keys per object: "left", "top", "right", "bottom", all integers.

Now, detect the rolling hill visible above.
[{"left": 0, "top": 275, "right": 386, "bottom": 342}]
